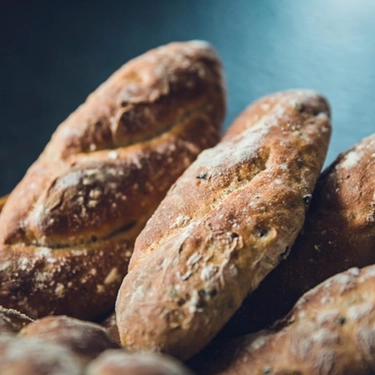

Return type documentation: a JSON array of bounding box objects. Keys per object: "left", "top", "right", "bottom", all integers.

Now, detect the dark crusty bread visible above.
[
  {"left": 0, "top": 335, "right": 83, "bottom": 375},
  {"left": 0, "top": 41, "right": 225, "bottom": 320},
  {"left": 86, "top": 350, "right": 194, "bottom": 375},
  {"left": 116, "top": 90, "right": 331, "bottom": 359},
  {"left": 20, "top": 315, "right": 118, "bottom": 364},
  {"left": 190, "top": 265, "right": 375, "bottom": 375},
  {"left": 0, "top": 306, "right": 33, "bottom": 335},
  {"left": 220, "top": 133, "right": 375, "bottom": 338}
]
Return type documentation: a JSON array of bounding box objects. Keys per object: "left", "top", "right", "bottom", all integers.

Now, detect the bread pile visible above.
[
  {"left": 0, "top": 40, "right": 225, "bottom": 321},
  {"left": 0, "top": 41, "right": 374, "bottom": 374}
]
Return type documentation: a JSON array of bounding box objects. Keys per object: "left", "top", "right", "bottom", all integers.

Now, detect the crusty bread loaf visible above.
[
  {"left": 220, "top": 133, "right": 375, "bottom": 338},
  {"left": 190, "top": 265, "right": 375, "bottom": 375},
  {"left": 0, "top": 306, "right": 33, "bottom": 335},
  {"left": 0, "top": 41, "right": 225, "bottom": 320},
  {"left": 116, "top": 90, "right": 331, "bottom": 359},
  {"left": 0, "top": 336, "right": 83, "bottom": 375},
  {"left": 20, "top": 315, "right": 118, "bottom": 364},
  {"left": 86, "top": 350, "right": 194, "bottom": 375}
]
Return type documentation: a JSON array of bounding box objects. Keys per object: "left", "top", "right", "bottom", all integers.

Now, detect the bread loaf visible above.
[
  {"left": 190, "top": 265, "right": 375, "bottom": 375},
  {"left": 86, "top": 350, "right": 194, "bottom": 375},
  {"left": 0, "top": 41, "right": 225, "bottom": 320},
  {"left": 116, "top": 90, "right": 331, "bottom": 359},
  {"left": 20, "top": 315, "right": 118, "bottom": 364},
  {"left": 220, "top": 133, "right": 375, "bottom": 337}
]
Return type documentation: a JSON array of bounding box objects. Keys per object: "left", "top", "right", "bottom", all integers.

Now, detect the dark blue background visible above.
[{"left": 1, "top": 0, "right": 375, "bottom": 196}]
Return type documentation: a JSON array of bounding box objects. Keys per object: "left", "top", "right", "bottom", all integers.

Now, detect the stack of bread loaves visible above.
[
  {"left": 0, "top": 40, "right": 226, "bottom": 321},
  {"left": 0, "top": 41, "right": 375, "bottom": 374}
]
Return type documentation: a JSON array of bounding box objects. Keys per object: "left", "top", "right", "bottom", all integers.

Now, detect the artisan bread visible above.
[
  {"left": 20, "top": 315, "right": 118, "bottom": 364},
  {"left": 221, "top": 133, "right": 375, "bottom": 337},
  {"left": 0, "top": 41, "right": 225, "bottom": 320},
  {"left": 190, "top": 265, "right": 375, "bottom": 375},
  {"left": 86, "top": 350, "right": 194, "bottom": 375},
  {"left": 116, "top": 90, "right": 331, "bottom": 359}
]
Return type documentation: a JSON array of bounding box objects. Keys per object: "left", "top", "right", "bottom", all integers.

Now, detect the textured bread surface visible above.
[
  {"left": 190, "top": 265, "right": 375, "bottom": 375},
  {"left": 20, "top": 315, "right": 118, "bottom": 364},
  {"left": 86, "top": 350, "right": 194, "bottom": 375},
  {"left": 0, "top": 41, "right": 225, "bottom": 320},
  {"left": 221, "top": 132, "right": 375, "bottom": 337},
  {"left": 116, "top": 90, "right": 331, "bottom": 359}
]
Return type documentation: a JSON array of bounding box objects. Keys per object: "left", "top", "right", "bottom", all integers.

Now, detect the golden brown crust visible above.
[
  {"left": 0, "top": 41, "right": 225, "bottom": 319},
  {"left": 222, "top": 90, "right": 331, "bottom": 141},
  {"left": 116, "top": 90, "right": 331, "bottom": 359},
  {"left": 86, "top": 350, "right": 195, "bottom": 375},
  {"left": 0, "top": 306, "right": 33, "bottom": 335},
  {"left": 0, "top": 221, "right": 144, "bottom": 320},
  {"left": 221, "top": 133, "right": 375, "bottom": 337},
  {"left": 20, "top": 315, "right": 118, "bottom": 364},
  {"left": 190, "top": 266, "right": 375, "bottom": 375}
]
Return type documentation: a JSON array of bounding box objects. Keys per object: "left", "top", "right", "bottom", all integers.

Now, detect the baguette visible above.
[
  {"left": 190, "top": 265, "right": 375, "bottom": 375},
  {"left": 0, "top": 41, "right": 225, "bottom": 320},
  {"left": 116, "top": 90, "right": 331, "bottom": 359},
  {"left": 221, "top": 133, "right": 375, "bottom": 337}
]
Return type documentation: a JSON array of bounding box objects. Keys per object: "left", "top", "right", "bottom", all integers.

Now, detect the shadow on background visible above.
[{"left": 1, "top": 0, "right": 375, "bottom": 195}]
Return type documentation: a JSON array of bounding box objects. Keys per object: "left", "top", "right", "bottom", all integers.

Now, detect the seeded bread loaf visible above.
[
  {"left": 116, "top": 90, "right": 331, "bottom": 359},
  {"left": 0, "top": 41, "right": 225, "bottom": 320},
  {"left": 221, "top": 133, "right": 375, "bottom": 337},
  {"left": 190, "top": 265, "right": 375, "bottom": 375}
]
